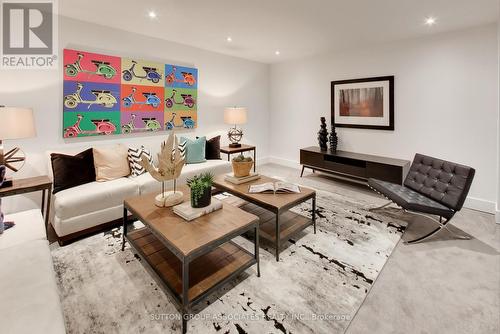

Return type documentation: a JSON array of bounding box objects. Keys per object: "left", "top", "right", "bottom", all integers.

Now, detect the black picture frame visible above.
[{"left": 331, "top": 75, "right": 394, "bottom": 130}]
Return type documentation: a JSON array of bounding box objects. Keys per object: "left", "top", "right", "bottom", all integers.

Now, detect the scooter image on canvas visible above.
[
  {"left": 122, "top": 87, "right": 161, "bottom": 108},
  {"left": 122, "top": 61, "right": 162, "bottom": 84},
  {"left": 64, "top": 114, "right": 116, "bottom": 138},
  {"left": 65, "top": 53, "right": 116, "bottom": 79},
  {"left": 121, "top": 113, "right": 161, "bottom": 134},
  {"left": 64, "top": 82, "right": 118, "bottom": 109},
  {"left": 165, "top": 89, "right": 196, "bottom": 109},
  {"left": 165, "top": 66, "right": 196, "bottom": 86},
  {"left": 165, "top": 112, "right": 195, "bottom": 130}
]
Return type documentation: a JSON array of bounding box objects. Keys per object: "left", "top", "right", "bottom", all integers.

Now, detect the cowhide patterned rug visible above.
[{"left": 51, "top": 188, "right": 407, "bottom": 334}]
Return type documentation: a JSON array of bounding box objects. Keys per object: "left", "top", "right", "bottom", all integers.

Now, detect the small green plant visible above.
[
  {"left": 232, "top": 154, "right": 253, "bottom": 163},
  {"left": 186, "top": 172, "right": 214, "bottom": 207}
]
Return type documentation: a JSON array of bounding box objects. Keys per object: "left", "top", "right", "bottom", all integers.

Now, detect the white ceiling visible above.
[{"left": 60, "top": 0, "right": 499, "bottom": 63}]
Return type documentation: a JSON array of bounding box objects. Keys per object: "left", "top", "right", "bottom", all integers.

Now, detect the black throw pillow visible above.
[
  {"left": 204, "top": 135, "right": 221, "bottom": 160},
  {"left": 51, "top": 148, "right": 96, "bottom": 194}
]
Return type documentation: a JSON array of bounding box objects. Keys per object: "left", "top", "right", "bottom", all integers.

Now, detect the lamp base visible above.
[
  {"left": 229, "top": 143, "right": 242, "bottom": 148},
  {"left": 0, "top": 178, "right": 13, "bottom": 189}
]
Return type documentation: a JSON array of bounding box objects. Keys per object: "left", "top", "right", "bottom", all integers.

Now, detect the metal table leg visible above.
[
  {"left": 255, "top": 225, "right": 260, "bottom": 277},
  {"left": 121, "top": 207, "right": 127, "bottom": 251},
  {"left": 253, "top": 148, "right": 256, "bottom": 172},
  {"left": 182, "top": 259, "right": 189, "bottom": 334},
  {"left": 275, "top": 214, "right": 280, "bottom": 261},
  {"left": 312, "top": 195, "right": 316, "bottom": 234}
]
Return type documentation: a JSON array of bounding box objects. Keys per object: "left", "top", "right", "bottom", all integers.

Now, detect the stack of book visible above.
[
  {"left": 173, "top": 198, "right": 223, "bottom": 221},
  {"left": 224, "top": 172, "right": 261, "bottom": 185}
]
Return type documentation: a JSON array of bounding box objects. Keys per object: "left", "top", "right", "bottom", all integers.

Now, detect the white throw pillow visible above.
[{"left": 93, "top": 144, "right": 130, "bottom": 181}]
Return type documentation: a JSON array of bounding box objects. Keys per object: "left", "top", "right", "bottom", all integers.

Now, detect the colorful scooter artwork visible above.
[
  {"left": 122, "top": 61, "right": 162, "bottom": 84},
  {"left": 165, "top": 89, "right": 195, "bottom": 109},
  {"left": 64, "top": 82, "right": 118, "bottom": 109},
  {"left": 165, "top": 66, "right": 196, "bottom": 86},
  {"left": 122, "top": 87, "right": 161, "bottom": 108},
  {"left": 64, "top": 114, "right": 116, "bottom": 138},
  {"left": 165, "top": 112, "right": 195, "bottom": 130},
  {"left": 65, "top": 53, "right": 116, "bottom": 79},
  {"left": 121, "top": 113, "right": 161, "bottom": 134}
]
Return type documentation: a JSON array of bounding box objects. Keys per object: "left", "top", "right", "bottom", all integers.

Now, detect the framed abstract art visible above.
[{"left": 331, "top": 76, "right": 394, "bottom": 130}]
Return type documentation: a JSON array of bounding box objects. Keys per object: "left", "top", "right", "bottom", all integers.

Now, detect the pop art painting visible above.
[
  {"left": 121, "top": 85, "right": 164, "bottom": 112},
  {"left": 165, "top": 64, "right": 198, "bottom": 89},
  {"left": 120, "top": 111, "right": 164, "bottom": 134},
  {"left": 121, "top": 58, "right": 164, "bottom": 87},
  {"left": 63, "top": 81, "right": 120, "bottom": 112},
  {"left": 64, "top": 49, "right": 121, "bottom": 84},
  {"left": 63, "top": 111, "right": 121, "bottom": 138},
  {"left": 63, "top": 49, "right": 197, "bottom": 138}
]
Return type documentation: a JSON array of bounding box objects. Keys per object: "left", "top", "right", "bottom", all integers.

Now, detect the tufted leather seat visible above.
[{"left": 369, "top": 153, "right": 475, "bottom": 218}]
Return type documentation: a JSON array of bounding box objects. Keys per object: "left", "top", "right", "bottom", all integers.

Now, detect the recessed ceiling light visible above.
[
  {"left": 275, "top": 50, "right": 280, "bottom": 56},
  {"left": 425, "top": 16, "right": 436, "bottom": 26},
  {"left": 226, "top": 36, "right": 232, "bottom": 42},
  {"left": 148, "top": 11, "right": 157, "bottom": 19}
]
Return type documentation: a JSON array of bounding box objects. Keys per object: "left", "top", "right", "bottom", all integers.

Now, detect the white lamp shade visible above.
[
  {"left": 224, "top": 107, "right": 247, "bottom": 125},
  {"left": 0, "top": 107, "right": 36, "bottom": 140}
]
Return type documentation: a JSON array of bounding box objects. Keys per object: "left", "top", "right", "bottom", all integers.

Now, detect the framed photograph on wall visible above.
[{"left": 331, "top": 76, "right": 394, "bottom": 130}]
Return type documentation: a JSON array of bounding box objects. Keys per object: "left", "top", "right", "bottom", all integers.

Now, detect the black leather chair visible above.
[{"left": 368, "top": 153, "right": 475, "bottom": 244}]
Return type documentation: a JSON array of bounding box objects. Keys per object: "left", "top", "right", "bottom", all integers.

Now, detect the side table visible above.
[
  {"left": 0, "top": 176, "right": 52, "bottom": 233},
  {"left": 220, "top": 144, "right": 256, "bottom": 172}
]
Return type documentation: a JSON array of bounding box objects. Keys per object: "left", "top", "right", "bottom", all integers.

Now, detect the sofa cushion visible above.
[
  {"left": 54, "top": 177, "right": 139, "bottom": 220},
  {"left": 181, "top": 136, "right": 206, "bottom": 164},
  {"left": 133, "top": 159, "right": 231, "bottom": 195},
  {"left": 51, "top": 149, "right": 96, "bottom": 194},
  {"left": 128, "top": 146, "right": 153, "bottom": 177},
  {"left": 0, "top": 209, "right": 46, "bottom": 250},
  {"left": 0, "top": 239, "right": 66, "bottom": 334},
  {"left": 204, "top": 135, "right": 221, "bottom": 160},
  {"left": 93, "top": 144, "right": 131, "bottom": 181}
]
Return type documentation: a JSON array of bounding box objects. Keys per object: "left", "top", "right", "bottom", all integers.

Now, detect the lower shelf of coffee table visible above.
[
  {"left": 127, "top": 227, "right": 254, "bottom": 303},
  {"left": 258, "top": 210, "right": 312, "bottom": 244}
]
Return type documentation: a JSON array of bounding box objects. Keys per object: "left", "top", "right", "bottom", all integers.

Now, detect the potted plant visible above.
[
  {"left": 186, "top": 172, "right": 214, "bottom": 208},
  {"left": 232, "top": 154, "right": 253, "bottom": 178}
]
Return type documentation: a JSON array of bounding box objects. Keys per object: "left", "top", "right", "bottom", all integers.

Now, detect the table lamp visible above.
[
  {"left": 224, "top": 107, "right": 247, "bottom": 148},
  {"left": 0, "top": 106, "right": 36, "bottom": 188}
]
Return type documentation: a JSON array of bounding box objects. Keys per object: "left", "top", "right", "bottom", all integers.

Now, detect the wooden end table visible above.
[
  {"left": 213, "top": 175, "right": 316, "bottom": 262},
  {"left": 220, "top": 144, "right": 256, "bottom": 172},
  {"left": 0, "top": 176, "right": 52, "bottom": 233},
  {"left": 122, "top": 186, "right": 260, "bottom": 334}
]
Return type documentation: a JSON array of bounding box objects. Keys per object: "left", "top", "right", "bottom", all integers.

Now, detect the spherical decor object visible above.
[{"left": 228, "top": 127, "right": 243, "bottom": 147}]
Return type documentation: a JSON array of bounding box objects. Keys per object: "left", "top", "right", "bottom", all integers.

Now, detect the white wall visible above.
[
  {"left": 497, "top": 19, "right": 500, "bottom": 222},
  {"left": 0, "top": 16, "right": 270, "bottom": 212},
  {"left": 269, "top": 24, "right": 499, "bottom": 213}
]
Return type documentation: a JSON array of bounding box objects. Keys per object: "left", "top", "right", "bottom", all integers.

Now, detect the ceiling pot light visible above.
[
  {"left": 226, "top": 36, "right": 232, "bottom": 42},
  {"left": 148, "top": 11, "right": 157, "bottom": 19},
  {"left": 275, "top": 50, "right": 280, "bottom": 56},
  {"left": 425, "top": 16, "right": 436, "bottom": 26}
]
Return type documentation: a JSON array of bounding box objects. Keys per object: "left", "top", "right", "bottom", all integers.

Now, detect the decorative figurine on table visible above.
[
  {"left": 329, "top": 124, "right": 338, "bottom": 153},
  {"left": 140, "top": 133, "right": 186, "bottom": 207},
  {"left": 318, "top": 117, "right": 328, "bottom": 151}
]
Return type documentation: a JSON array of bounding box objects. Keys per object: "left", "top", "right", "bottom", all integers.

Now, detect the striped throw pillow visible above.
[
  {"left": 165, "top": 140, "right": 186, "bottom": 160},
  {"left": 128, "top": 146, "right": 153, "bottom": 177}
]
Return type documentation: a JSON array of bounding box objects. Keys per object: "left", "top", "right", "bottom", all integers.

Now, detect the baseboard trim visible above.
[{"left": 266, "top": 155, "right": 497, "bottom": 215}]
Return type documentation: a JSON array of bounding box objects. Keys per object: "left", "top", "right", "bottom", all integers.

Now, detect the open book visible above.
[{"left": 248, "top": 182, "right": 300, "bottom": 194}]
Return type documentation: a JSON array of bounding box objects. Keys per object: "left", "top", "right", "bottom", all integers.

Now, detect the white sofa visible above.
[
  {"left": 0, "top": 209, "right": 66, "bottom": 334},
  {"left": 48, "top": 146, "right": 231, "bottom": 242}
]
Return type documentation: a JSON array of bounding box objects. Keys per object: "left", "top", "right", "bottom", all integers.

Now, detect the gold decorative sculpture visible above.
[{"left": 140, "top": 133, "right": 185, "bottom": 207}]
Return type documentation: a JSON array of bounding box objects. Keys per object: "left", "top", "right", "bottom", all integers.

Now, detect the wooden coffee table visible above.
[
  {"left": 121, "top": 186, "right": 260, "bottom": 333},
  {"left": 213, "top": 175, "right": 316, "bottom": 261}
]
